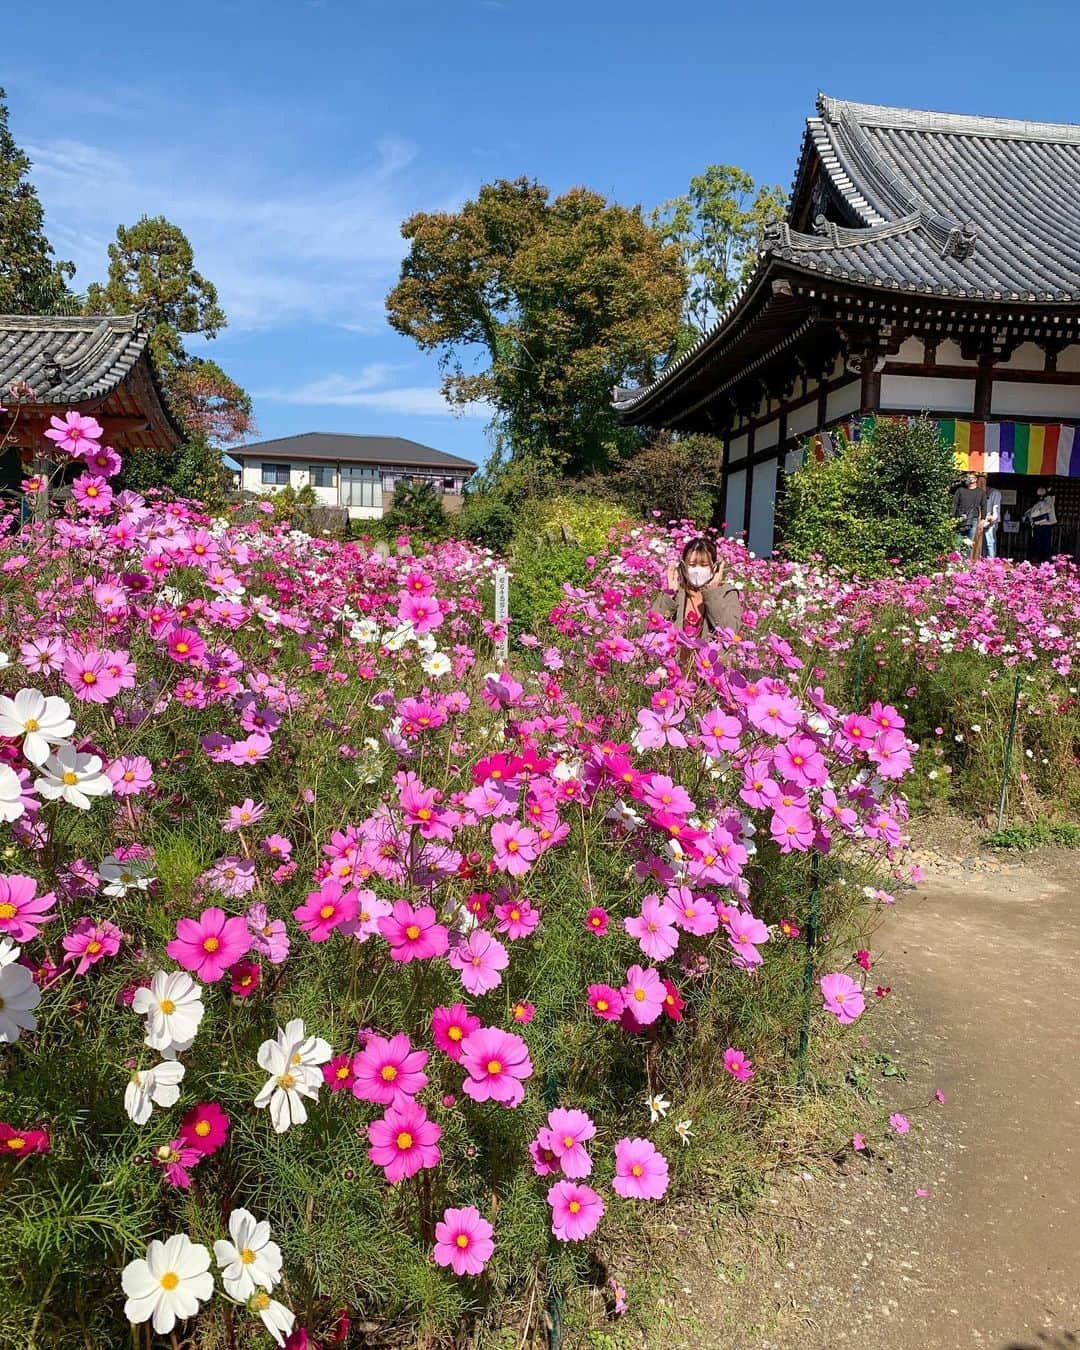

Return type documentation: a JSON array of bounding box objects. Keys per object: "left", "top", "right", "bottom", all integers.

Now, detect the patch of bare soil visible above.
[{"left": 652, "top": 835, "right": 1080, "bottom": 1350}]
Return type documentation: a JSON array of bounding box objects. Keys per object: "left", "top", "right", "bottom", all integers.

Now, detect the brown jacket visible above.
[{"left": 654, "top": 584, "right": 742, "bottom": 635}]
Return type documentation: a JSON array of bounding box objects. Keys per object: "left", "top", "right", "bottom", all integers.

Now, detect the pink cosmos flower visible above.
[
  {"left": 71, "top": 474, "right": 113, "bottom": 514},
  {"left": 746, "top": 691, "right": 801, "bottom": 738},
  {"left": 460, "top": 1026, "right": 533, "bottom": 1108},
  {"left": 107, "top": 755, "right": 153, "bottom": 797},
  {"left": 889, "top": 1113, "right": 910, "bottom": 1135},
  {"left": 397, "top": 592, "right": 444, "bottom": 635},
  {"left": 179, "top": 1102, "right": 229, "bottom": 1155},
  {"left": 44, "top": 410, "right": 102, "bottom": 454},
  {"left": 367, "top": 1100, "right": 442, "bottom": 1182},
  {"left": 538, "top": 1107, "right": 596, "bottom": 1179},
  {"left": 63, "top": 650, "right": 122, "bottom": 703},
  {"left": 852, "top": 1132, "right": 867, "bottom": 1152},
  {"left": 432, "top": 1003, "right": 481, "bottom": 1061},
  {"left": 620, "top": 965, "right": 665, "bottom": 1025},
  {"left": 547, "top": 1180, "right": 604, "bottom": 1242},
  {"left": 490, "top": 820, "right": 540, "bottom": 876},
  {"left": 61, "top": 916, "right": 121, "bottom": 974},
  {"left": 228, "top": 958, "right": 261, "bottom": 997},
  {"left": 612, "top": 1137, "right": 669, "bottom": 1200},
  {"left": 166, "top": 906, "right": 251, "bottom": 982},
  {"left": 246, "top": 903, "right": 290, "bottom": 964},
  {"left": 726, "top": 910, "right": 770, "bottom": 969},
  {"left": 666, "top": 885, "right": 719, "bottom": 937},
  {"left": 530, "top": 1137, "right": 561, "bottom": 1175},
  {"left": 723, "top": 1047, "right": 754, "bottom": 1082},
  {"left": 340, "top": 889, "right": 392, "bottom": 943},
  {"left": 351, "top": 1032, "right": 429, "bottom": 1106},
  {"left": 623, "top": 894, "right": 680, "bottom": 961},
  {"left": 323, "top": 1054, "right": 355, "bottom": 1092},
  {"left": 0, "top": 875, "right": 57, "bottom": 942},
  {"left": 494, "top": 896, "right": 540, "bottom": 939},
  {"left": 293, "top": 881, "right": 358, "bottom": 942},
  {"left": 512, "top": 1000, "right": 535, "bottom": 1025},
  {"left": 224, "top": 799, "right": 265, "bottom": 832},
  {"left": 697, "top": 709, "right": 742, "bottom": 757},
  {"left": 433, "top": 1205, "right": 495, "bottom": 1277},
  {"left": 820, "top": 971, "right": 866, "bottom": 1024},
  {"left": 585, "top": 907, "right": 609, "bottom": 936},
  {"left": 587, "top": 984, "right": 624, "bottom": 1021},
  {"left": 934, "top": 1089, "right": 946, "bottom": 1105},
  {"left": 448, "top": 929, "right": 509, "bottom": 996},
  {"left": 378, "top": 900, "right": 449, "bottom": 962},
  {"left": 261, "top": 833, "right": 293, "bottom": 860},
  {"left": 153, "top": 1137, "right": 203, "bottom": 1190}
]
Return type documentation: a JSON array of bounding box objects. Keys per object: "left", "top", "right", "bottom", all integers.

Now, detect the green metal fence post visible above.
[
  {"left": 996, "top": 675, "right": 1023, "bottom": 833},
  {"left": 796, "top": 851, "right": 822, "bottom": 1088},
  {"left": 851, "top": 635, "right": 868, "bottom": 709},
  {"left": 543, "top": 1067, "right": 564, "bottom": 1350}
]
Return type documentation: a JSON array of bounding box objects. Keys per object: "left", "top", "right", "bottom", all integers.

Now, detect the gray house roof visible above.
[
  {"left": 616, "top": 93, "right": 1080, "bottom": 420},
  {"left": 233, "top": 432, "right": 476, "bottom": 472},
  {"left": 0, "top": 313, "right": 159, "bottom": 402}
]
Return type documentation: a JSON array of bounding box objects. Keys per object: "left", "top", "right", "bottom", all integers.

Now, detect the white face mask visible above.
[{"left": 685, "top": 565, "right": 713, "bottom": 588}]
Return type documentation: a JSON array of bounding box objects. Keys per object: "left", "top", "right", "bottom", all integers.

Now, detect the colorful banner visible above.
[{"left": 802, "top": 418, "right": 1080, "bottom": 477}]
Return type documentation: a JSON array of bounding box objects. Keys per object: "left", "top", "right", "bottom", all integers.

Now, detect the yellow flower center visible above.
[
  {"left": 562, "top": 1135, "right": 574, "bottom": 1148},
  {"left": 240, "top": 1248, "right": 256, "bottom": 1264},
  {"left": 568, "top": 1200, "right": 581, "bottom": 1214},
  {"left": 87, "top": 940, "right": 102, "bottom": 954},
  {"left": 396, "top": 1131, "right": 413, "bottom": 1150},
  {"left": 0, "top": 902, "right": 15, "bottom": 919},
  {"left": 632, "top": 1164, "right": 643, "bottom": 1177},
  {"left": 62, "top": 771, "right": 79, "bottom": 785},
  {"left": 203, "top": 937, "right": 220, "bottom": 952},
  {"left": 82, "top": 672, "right": 96, "bottom": 684},
  {"left": 405, "top": 924, "right": 421, "bottom": 940},
  {"left": 175, "top": 642, "right": 189, "bottom": 654},
  {"left": 417, "top": 808, "right": 431, "bottom": 819},
  {"left": 336, "top": 1065, "right": 350, "bottom": 1080},
  {"left": 6, "top": 1136, "right": 26, "bottom": 1150},
  {"left": 319, "top": 904, "right": 335, "bottom": 920},
  {"left": 486, "top": 1060, "right": 502, "bottom": 1075},
  {"left": 455, "top": 1234, "right": 469, "bottom": 1249},
  {"left": 634, "top": 989, "right": 645, "bottom": 1002},
  {"left": 448, "top": 1026, "right": 463, "bottom": 1041},
  {"left": 23, "top": 717, "right": 38, "bottom": 732},
  {"left": 380, "top": 1065, "right": 398, "bottom": 1081},
  {"left": 195, "top": 1120, "right": 211, "bottom": 1137},
  {"left": 278, "top": 1072, "right": 296, "bottom": 1089},
  {"left": 159, "top": 998, "right": 176, "bottom": 1014},
  {"left": 251, "top": 1290, "right": 270, "bottom": 1311},
  {"left": 160, "top": 1272, "right": 179, "bottom": 1291},
  {"left": 596, "top": 999, "right": 608, "bottom": 1012}
]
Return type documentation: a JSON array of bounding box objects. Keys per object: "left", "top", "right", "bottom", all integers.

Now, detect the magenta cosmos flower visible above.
[
  {"left": 623, "top": 895, "right": 680, "bottom": 962},
  {"left": 587, "top": 984, "right": 624, "bottom": 1021},
  {"left": 433, "top": 1205, "right": 495, "bottom": 1277},
  {"left": 166, "top": 906, "right": 251, "bottom": 982},
  {"left": 62, "top": 649, "right": 122, "bottom": 703},
  {"left": 490, "top": 820, "right": 540, "bottom": 877},
  {"left": 620, "top": 965, "right": 666, "bottom": 1026},
  {"left": 726, "top": 910, "right": 770, "bottom": 969},
  {"left": 0, "top": 875, "right": 57, "bottom": 943},
  {"left": 293, "top": 881, "right": 358, "bottom": 943},
  {"left": 494, "top": 896, "right": 540, "bottom": 940},
  {"left": 889, "top": 1113, "right": 910, "bottom": 1135},
  {"left": 723, "top": 1047, "right": 755, "bottom": 1082},
  {"left": 367, "top": 1100, "right": 442, "bottom": 1183},
  {"left": 432, "top": 1003, "right": 481, "bottom": 1061},
  {"left": 460, "top": 1026, "right": 533, "bottom": 1108},
  {"left": 61, "top": 916, "right": 122, "bottom": 974},
  {"left": 820, "top": 972, "right": 866, "bottom": 1025},
  {"left": 448, "top": 929, "right": 509, "bottom": 996},
  {"left": 585, "top": 906, "right": 609, "bottom": 936},
  {"left": 537, "top": 1107, "right": 596, "bottom": 1179},
  {"left": 44, "top": 410, "right": 102, "bottom": 454},
  {"left": 612, "top": 1137, "right": 669, "bottom": 1200},
  {"left": 378, "top": 900, "right": 448, "bottom": 962},
  {"left": 351, "top": 1032, "right": 429, "bottom": 1106},
  {"left": 106, "top": 755, "right": 154, "bottom": 797},
  {"left": 547, "top": 1180, "right": 604, "bottom": 1242}
]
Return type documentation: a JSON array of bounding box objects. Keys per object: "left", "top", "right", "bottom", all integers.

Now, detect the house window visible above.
[
  {"left": 261, "top": 462, "right": 290, "bottom": 486},
  {"left": 343, "top": 466, "right": 380, "bottom": 509},
  {"left": 443, "top": 477, "right": 456, "bottom": 491},
  {"left": 308, "top": 464, "right": 335, "bottom": 488}
]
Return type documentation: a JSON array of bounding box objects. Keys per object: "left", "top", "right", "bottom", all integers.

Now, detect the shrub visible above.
[
  {"left": 602, "top": 432, "right": 724, "bottom": 527},
  {"left": 781, "top": 416, "right": 957, "bottom": 576},
  {"left": 382, "top": 479, "right": 447, "bottom": 539}
]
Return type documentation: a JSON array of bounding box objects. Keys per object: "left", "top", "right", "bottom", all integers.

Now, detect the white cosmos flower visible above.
[
  {"left": 99, "top": 854, "right": 153, "bottom": 897},
  {"left": 121, "top": 1233, "right": 214, "bottom": 1335},
  {"left": 421, "top": 650, "right": 451, "bottom": 678},
  {"left": 132, "top": 971, "right": 205, "bottom": 1053},
  {"left": 247, "top": 1291, "right": 295, "bottom": 1346},
  {"left": 254, "top": 1022, "right": 328, "bottom": 1134},
  {"left": 34, "top": 744, "right": 113, "bottom": 810},
  {"left": 350, "top": 618, "right": 379, "bottom": 644},
  {"left": 124, "top": 1060, "right": 186, "bottom": 1125},
  {"left": 383, "top": 621, "right": 415, "bottom": 651},
  {"left": 0, "top": 938, "right": 40, "bottom": 1042},
  {"left": 277, "top": 1017, "right": 332, "bottom": 1073},
  {"left": 646, "top": 1092, "right": 671, "bottom": 1124},
  {"left": 0, "top": 764, "right": 26, "bottom": 823},
  {"left": 0, "top": 688, "right": 75, "bottom": 766},
  {"left": 213, "top": 1207, "right": 282, "bottom": 1300}
]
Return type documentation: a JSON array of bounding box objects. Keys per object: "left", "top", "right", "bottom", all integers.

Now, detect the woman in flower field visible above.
[
  {"left": 0, "top": 411, "right": 922, "bottom": 1345},
  {"left": 656, "top": 535, "right": 742, "bottom": 638}
]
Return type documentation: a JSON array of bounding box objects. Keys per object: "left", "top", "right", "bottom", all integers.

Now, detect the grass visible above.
[{"left": 983, "top": 819, "right": 1080, "bottom": 850}]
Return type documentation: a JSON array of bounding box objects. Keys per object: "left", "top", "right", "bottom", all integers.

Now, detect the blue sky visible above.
[{"left": 7, "top": 0, "right": 1080, "bottom": 468}]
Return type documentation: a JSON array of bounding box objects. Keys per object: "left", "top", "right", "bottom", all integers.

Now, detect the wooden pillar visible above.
[
  {"left": 742, "top": 424, "right": 755, "bottom": 539},
  {"left": 860, "top": 359, "right": 881, "bottom": 414},
  {"left": 973, "top": 355, "right": 994, "bottom": 420},
  {"left": 718, "top": 434, "right": 730, "bottom": 531}
]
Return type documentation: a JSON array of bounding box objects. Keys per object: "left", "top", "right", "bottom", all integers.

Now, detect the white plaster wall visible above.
[
  {"left": 825, "top": 381, "right": 860, "bottom": 423},
  {"left": 880, "top": 374, "right": 975, "bottom": 414},
  {"left": 1057, "top": 345, "right": 1080, "bottom": 374},
  {"left": 756, "top": 417, "right": 780, "bottom": 451},
  {"left": 998, "top": 342, "right": 1046, "bottom": 371},
  {"left": 749, "top": 459, "right": 777, "bottom": 557},
  {"left": 897, "top": 336, "right": 924, "bottom": 363},
  {"left": 991, "top": 382, "right": 1080, "bottom": 419},
  {"left": 728, "top": 434, "right": 749, "bottom": 464},
  {"left": 724, "top": 469, "right": 746, "bottom": 537},
  {"left": 935, "top": 339, "right": 976, "bottom": 366},
  {"left": 788, "top": 400, "right": 820, "bottom": 436}
]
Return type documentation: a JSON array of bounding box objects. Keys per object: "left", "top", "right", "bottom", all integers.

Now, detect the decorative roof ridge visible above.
[
  {"left": 0, "top": 312, "right": 143, "bottom": 333},
  {"left": 767, "top": 212, "right": 922, "bottom": 252},
  {"left": 819, "top": 93, "right": 1080, "bottom": 145},
  {"left": 803, "top": 116, "right": 885, "bottom": 227}
]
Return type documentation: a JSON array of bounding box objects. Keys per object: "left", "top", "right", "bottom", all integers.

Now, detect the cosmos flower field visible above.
[{"left": 1, "top": 414, "right": 1077, "bottom": 1346}]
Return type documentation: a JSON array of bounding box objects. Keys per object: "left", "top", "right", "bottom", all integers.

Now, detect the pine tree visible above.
[{"left": 0, "top": 88, "right": 74, "bottom": 312}]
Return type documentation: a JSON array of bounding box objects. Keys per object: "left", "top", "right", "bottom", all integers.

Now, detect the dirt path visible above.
[{"left": 671, "top": 844, "right": 1080, "bottom": 1350}]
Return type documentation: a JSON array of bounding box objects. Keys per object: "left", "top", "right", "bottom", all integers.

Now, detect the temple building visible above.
[{"left": 615, "top": 95, "right": 1080, "bottom": 557}]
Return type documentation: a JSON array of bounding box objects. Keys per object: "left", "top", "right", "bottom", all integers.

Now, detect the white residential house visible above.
[{"left": 231, "top": 432, "right": 477, "bottom": 520}]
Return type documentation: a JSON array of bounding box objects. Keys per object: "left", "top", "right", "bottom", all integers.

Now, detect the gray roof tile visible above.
[
  {"left": 234, "top": 432, "right": 477, "bottom": 471},
  {"left": 0, "top": 313, "right": 154, "bottom": 403}
]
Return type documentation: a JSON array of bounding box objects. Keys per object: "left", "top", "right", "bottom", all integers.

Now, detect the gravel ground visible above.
[{"left": 655, "top": 838, "right": 1080, "bottom": 1350}]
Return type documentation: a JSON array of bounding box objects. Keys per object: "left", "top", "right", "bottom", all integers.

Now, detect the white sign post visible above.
[{"left": 493, "top": 566, "right": 509, "bottom": 664}]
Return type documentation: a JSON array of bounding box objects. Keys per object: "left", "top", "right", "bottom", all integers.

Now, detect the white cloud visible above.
[
  {"left": 255, "top": 368, "right": 491, "bottom": 419},
  {"left": 24, "top": 132, "right": 463, "bottom": 332}
]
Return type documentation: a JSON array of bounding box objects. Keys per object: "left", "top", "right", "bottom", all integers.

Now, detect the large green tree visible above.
[
  {"left": 0, "top": 88, "right": 74, "bottom": 313},
  {"left": 652, "top": 165, "right": 786, "bottom": 338},
  {"left": 386, "top": 177, "right": 685, "bottom": 476}
]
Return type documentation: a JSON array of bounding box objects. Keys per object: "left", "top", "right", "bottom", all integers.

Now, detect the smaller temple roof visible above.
[{"left": 233, "top": 432, "right": 477, "bottom": 472}]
